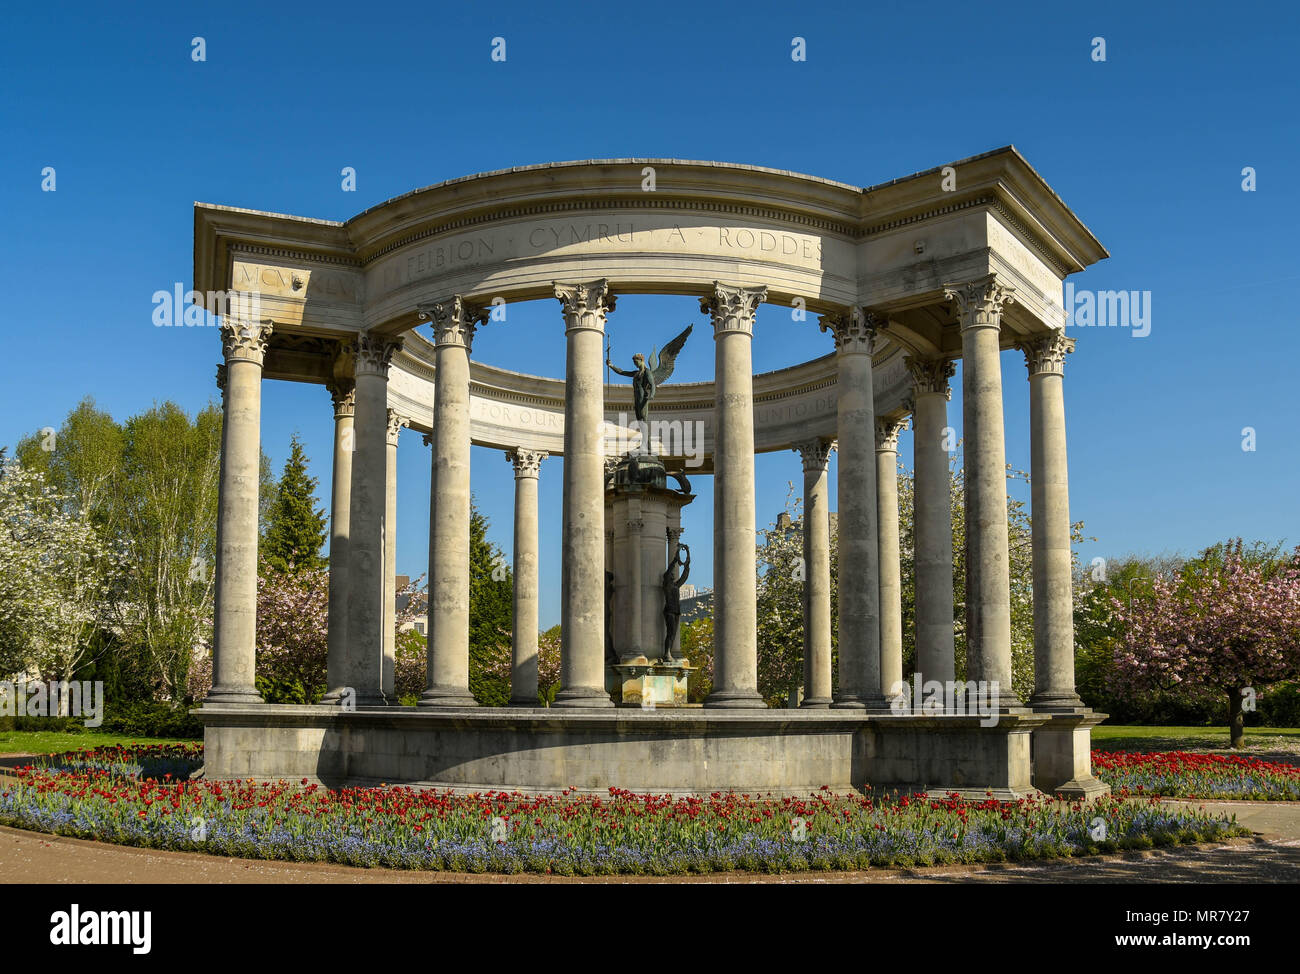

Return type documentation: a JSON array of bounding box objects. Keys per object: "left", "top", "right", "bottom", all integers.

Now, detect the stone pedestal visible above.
[
  {"left": 610, "top": 659, "right": 694, "bottom": 708},
  {"left": 1032, "top": 709, "right": 1111, "bottom": 798},
  {"left": 603, "top": 453, "right": 694, "bottom": 706}
]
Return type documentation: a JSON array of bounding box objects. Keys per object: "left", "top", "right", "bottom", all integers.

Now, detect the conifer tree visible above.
[{"left": 262, "top": 434, "right": 328, "bottom": 574}]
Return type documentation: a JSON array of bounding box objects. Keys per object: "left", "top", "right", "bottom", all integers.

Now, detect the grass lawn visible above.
[
  {"left": 0, "top": 729, "right": 201, "bottom": 756},
  {"left": 1093, "top": 725, "right": 1300, "bottom": 755}
]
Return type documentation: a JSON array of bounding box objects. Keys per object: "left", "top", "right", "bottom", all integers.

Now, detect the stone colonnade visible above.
[{"left": 208, "top": 272, "right": 1081, "bottom": 722}]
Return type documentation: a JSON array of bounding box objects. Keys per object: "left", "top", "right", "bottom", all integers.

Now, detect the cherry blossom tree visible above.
[{"left": 1112, "top": 540, "right": 1300, "bottom": 748}]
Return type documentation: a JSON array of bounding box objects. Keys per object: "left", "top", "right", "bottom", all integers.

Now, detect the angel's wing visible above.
[{"left": 650, "top": 324, "right": 693, "bottom": 386}]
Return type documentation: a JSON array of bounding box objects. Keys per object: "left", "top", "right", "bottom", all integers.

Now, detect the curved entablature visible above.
[
  {"left": 384, "top": 329, "right": 913, "bottom": 464},
  {"left": 194, "top": 147, "right": 1109, "bottom": 361}
]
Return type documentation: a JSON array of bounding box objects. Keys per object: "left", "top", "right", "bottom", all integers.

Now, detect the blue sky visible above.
[{"left": 1, "top": 1, "right": 1296, "bottom": 628}]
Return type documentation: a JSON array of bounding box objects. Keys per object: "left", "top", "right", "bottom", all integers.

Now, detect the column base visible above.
[
  {"left": 418, "top": 686, "right": 479, "bottom": 708},
  {"left": 832, "top": 692, "right": 892, "bottom": 713},
  {"left": 552, "top": 686, "right": 615, "bottom": 709},
  {"left": 204, "top": 685, "right": 264, "bottom": 706},
  {"left": 1028, "top": 691, "right": 1087, "bottom": 712},
  {"left": 704, "top": 689, "right": 767, "bottom": 709},
  {"left": 800, "top": 696, "right": 833, "bottom": 709},
  {"left": 1050, "top": 776, "right": 1112, "bottom": 800}
]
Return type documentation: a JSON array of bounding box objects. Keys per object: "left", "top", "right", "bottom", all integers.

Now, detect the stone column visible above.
[
  {"left": 905, "top": 357, "right": 957, "bottom": 687},
  {"left": 418, "top": 297, "right": 486, "bottom": 708},
  {"left": 794, "top": 438, "right": 834, "bottom": 708},
  {"left": 819, "top": 308, "right": 886, "bottom": 710},
  {"left": 1020, "top": 333, "right": 1083, "bottom": 710},
  {"left": 507, "top": 448, "right": 547, "bottom": 706},
  {"left": 383, "top": 409, "right": 409, "bottom": 699},
  {"left": 702, "top": 282, "right": 766, "bottom": 709},
  {"left": 344, "top": 333, "right": 401, "bottom": 707},
  {"left": 322, "top": 376, "right": 354, "bottom": 702},
  {"left": 553, "top": 280, "right": 616, "bottom": 708},
  {"left": 209, "top": 319, "right": 271, "bottom": 705},
  {"left": 876, "top": 417, "right": 907, "bottom": 700},
  {"left": 945, "top": 276, "right": 1020, "bottom": 706}
]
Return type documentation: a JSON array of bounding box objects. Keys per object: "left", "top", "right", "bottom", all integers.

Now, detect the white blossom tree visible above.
[{"left": 0, "top": 457, "right": 123, "bottom": 700}]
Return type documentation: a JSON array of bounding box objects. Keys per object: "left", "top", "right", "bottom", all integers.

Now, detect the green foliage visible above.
[
  {"left": 12, "top": 701, "right": 203, "bottom": 739},
  {"left": 753, "top": 453, "right": 1057, "bottom": 705},
  {"left": 261, "top": 434, "right": 328, "bottom": 574},
  {"left": 9, "top": 397, "right": 274, "bottom": 704},
  {"left": 468, "top": 501, "right": 513, "bottom": 706},
  {"left": 679, "top": 618, "right": 713, "bottom": 703}
]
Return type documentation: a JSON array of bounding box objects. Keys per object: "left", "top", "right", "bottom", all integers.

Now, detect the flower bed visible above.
[
  {"left": 1093, "top": 749, "right": 1300, "bottom": 801},
  {"left": 0, "top": 745, "right": 1248, "bottom": 875}
]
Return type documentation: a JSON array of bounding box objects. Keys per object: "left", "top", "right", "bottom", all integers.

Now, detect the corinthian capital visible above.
[
  {"left": 386, "top": 409, "right": 410, "bottom": 446},
  {"left": 904, "top": 356, "right": 956, "bottom": 400},
  {"left": 352, "top": 333, "right": 402, "bottom": 377},
  {"left": 875, "top": 416, "right": 909, "bottom": 452},
  {"left": 327, "top": 380, "right": 355, "bottom": 418},
  {"left": 818, "top": 307, "right": 879, "bottom": 355},
  {"left": 944, "top": 275, "right": 1016, "bottom": 331},
  {"left": 219, "top": 318, "right": 273, "bottom": 365},
  {"left": 1018, "top": 331, "right": 1075, "bottom": 377},
  {"left": 418, "top": 296, "right": 489, "bottom": 352},
  {"left": 793, "top": 438, "right": 836, "bottom": 473},
  {"left": 553, "top": 279, "right": 617, "bottom": 334},
  {"left": 701, "top": 282, "right": 767, "bottom": 337},
  {"left": 506, "top": 448, "right": 548, "bottom": 479}
]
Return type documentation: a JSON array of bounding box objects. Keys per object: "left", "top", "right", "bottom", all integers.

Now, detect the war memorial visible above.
[{"left": 194, "top": 148, "right": 1110, "bottom": 800}]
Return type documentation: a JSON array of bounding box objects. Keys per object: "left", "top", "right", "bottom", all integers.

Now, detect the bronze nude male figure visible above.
[{"left": 662, "top": 543, "right": 691, "bottom": 660}]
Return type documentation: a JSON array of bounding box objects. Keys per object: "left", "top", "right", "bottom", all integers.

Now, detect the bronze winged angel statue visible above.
[{"left": 606, "top": 324, "right": 692, "bottom": 423}]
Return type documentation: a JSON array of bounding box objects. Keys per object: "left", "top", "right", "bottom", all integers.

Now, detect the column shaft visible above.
[
  {"left": 420, "top": 298, "right": 482, "bottom": 707},
  {"left": 324, "top": 377, "right": 354, "bottom": 700},
  {"left": 208, "top": 320, "right": 271, "bottom": 704},
  {"left": 508, "top": 449, "right": 546, "bottom": 705},
  {"left": 344, "top": 334, "right": 400, "bottom": 707},
  {"left": 876, "top": 418, "right": 906, "bottom": 700},
  {"left": 704, "top": 282, "right": 766, "bottom": 708},
  {"left": 1022, "top": 334, "right": 1083, "bottom": 709},
  {"left": 821, "top": 309, "right": 885, "bottom": 709},
  {"left": 946, "top": 277, "right": 1020, "bottom": 706},
  {"left": 383, "top": 410, "right": 407, "bottom": 699},
  {"left": 554, "top": 281, "right": 616, "bottom": 708},
  {"left": 796, "top": 439, "right": 834, "bottom": 708},
  {"left": 906, "top": 358, "right": 957, "bottom": 687}
]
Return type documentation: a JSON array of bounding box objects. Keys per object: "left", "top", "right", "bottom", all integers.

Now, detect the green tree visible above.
[
  {"left": 111, "top": 402, "right": 225, "bottom": 700},
  {"left": 468, "top": 500, "right": 513, "bottom": 705},
  {"left": 262, "top": 433, "right": 328, "bottom": 573},
  {"left": 16, "top": 397, "right": 123, "bottom": 532},
  {"left": 11, "top": 398, "right": 273, "bottom": 702}
]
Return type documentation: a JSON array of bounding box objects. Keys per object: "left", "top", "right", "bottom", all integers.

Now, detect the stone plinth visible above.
[
  {"left": 604, "top": 454, "right": 693, "bottom": 676},
  {"left": 609, "top": 658, "right": 694, "bottom": 708},
  {"left": 197, "top": 705, "right": 1052, "bottom": 799}
]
